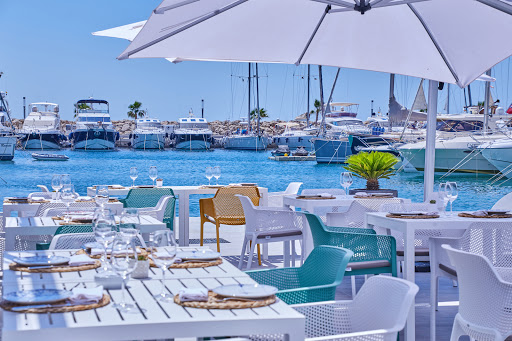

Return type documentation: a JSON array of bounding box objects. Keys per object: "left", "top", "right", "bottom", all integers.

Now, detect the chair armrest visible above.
[
  {"left": 246, "top": 267, "right": 301, "bottom": 290},
  {"left": 199, "top": 198, "right": 216, "bottom": 219},
  {"left": 119, "top": 198, "right": 127, "bottom": 207},
  {"left": 253, "top": 206, "right": 293, "bottom": 212},
  {"left": 324, "top": 225, "right": 376, "bottom": 234}
]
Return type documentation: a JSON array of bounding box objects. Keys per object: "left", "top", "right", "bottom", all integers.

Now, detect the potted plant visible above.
[
  {"left": 345, "top": 151, "right": 399, "bottom": 196},
  {"left": 132, "top": 254, "right": 150, "bottom": 279},
  {"left": 156, "top": 178, "right": 163, "bottom": 187}
]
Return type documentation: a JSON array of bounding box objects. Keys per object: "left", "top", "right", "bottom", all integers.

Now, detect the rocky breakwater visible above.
[{"left": 208, "top": 120, "right": 292, "bottom": 136}]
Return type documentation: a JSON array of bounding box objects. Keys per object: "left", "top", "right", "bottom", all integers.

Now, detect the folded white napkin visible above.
[
  {"left": 470, "top": 210, "right": 488, "bottom": 217},
  {"left": 178, "top": 287, "right": 209, "bottom": 302},
  {"left": 90, "top": 248, "right": 141, "bottom": 256},
  {"left": 69, "top": 254, "right": 97, "bottom": 266},
  {"left": 319, "top": 192, "right": 332, "bottom": 198},
  {"left": 30, "top": 196, "right": 46, "bottom": 201},
  {"left": 355, "top": 192, "right": 369, "bottom": 197},
  {"left": 77, "top": 196, "right": 93, "bottom": 201},
  {"left": 70, "top": 286, "right": 104, "bottom": 304}
]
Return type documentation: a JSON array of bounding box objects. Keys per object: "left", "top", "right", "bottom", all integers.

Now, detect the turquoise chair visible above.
[
  {"left": 246, "top": 245, "right": 354, "bottom": 304},
  {"left": 120, "top": 188, "right": 176, "bottom": 230},
  {"left": 36, "top": 225, "right": 93, "bottom": 250},
  {"left": 304, "top": 212, "right": 397, "bottom": 277}
]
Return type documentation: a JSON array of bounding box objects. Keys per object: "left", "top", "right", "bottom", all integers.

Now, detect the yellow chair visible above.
[{"left": 200, "top": 186, "right": 261, "bottom": 254}]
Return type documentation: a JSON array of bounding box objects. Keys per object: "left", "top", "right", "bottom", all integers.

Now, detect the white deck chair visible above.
[
  {"left": 28, "top": 192, "right": 53, "bottom": 200},
  {"left": 491, "top": 192, "right": 512, "bottom": 211},
  {"left": 43, "top": 207, "right": 96, "bottom": 217},
  {"left": 326, "top": 198, "right": 404, "bottom": 228},
  {"left": 237, "top": 195, "right": 305, "bottom": 270},
  {"left": 37, "top": 185, "right": 50, "bottom": 192},
  {"left": 138, "top": 196, "right": 172, "bottom": 221},
  {"left": 444, "top": 245, "right": 512, "bottom": 341},
  {"left": 34, "top": 202, "right": 96, "bottom": 217},
  {"left": 267, "top": 182, "right": 302, "bottom": 207}
]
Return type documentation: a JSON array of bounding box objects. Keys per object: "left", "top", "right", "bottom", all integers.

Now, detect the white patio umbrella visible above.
[{"left": 110, "top": 0, "right": 512, "bottom": 201}]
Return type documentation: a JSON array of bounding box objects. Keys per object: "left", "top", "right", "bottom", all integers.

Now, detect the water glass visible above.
[
  {"left": 205, "top": 166, "right": 213, "bottom": 186},
  {"left": 446, "top": 182, "right": 458, "bottom": 215},
  {"left": 213, "top": 166, "right": 221, "bottom": 185},
  {"left": 60, "top": 184, "right": 77, "bottom": 222},
  {"left": 111, "top": 237, "right": 137, "bottom": 312},
  {"left": 149, "top": 166, "right": 158, "bottom": 186},
  {"left": 340, "top": 172, "right": 353, "bottom": 195},
  {"left": 438, "top": 183, "right": 449, "bottom": 211},
  {"left": 119, "top": 208, "right": 140, "bottom": 240},
  {"left": 51, "top": 174, "right": 62, "bottom": 200},
  {"left": 93, "top": 208, "right": 116, "bottom": 273},
  {"left": 95, "top": 185, "right": 109, "bottom": 208},
  {"left": 130, "top": 167, "right": 138, "bottom": 187},
  {"left": 150, "top": 230, "right": 177, "bottom": 302},
  {"left": 61, "top": 174, "right": 71, "bottom": 187}
]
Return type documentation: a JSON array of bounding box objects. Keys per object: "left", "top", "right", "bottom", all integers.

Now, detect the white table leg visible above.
[
  {"left": 5, "top": 228, "right": 15, "bottom": 251},
  {"left": 178, "top": 193, "right": 190, "bottom": 247},
  {"left": 284, "top": 241, "right": 290, "bottom": 267},
  {"left": 261, "top": 191, "right": 269, "bottom": 260},
  {"left": 403, "top": 228, "right": 416, "bottom": 341}
]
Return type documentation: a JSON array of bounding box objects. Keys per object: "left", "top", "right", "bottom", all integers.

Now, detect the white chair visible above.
[
  {"left": 237, "top": 195, "right": 305, "bottom": 270},
  {"left": 491, "top": 192, "right": 512, "bottom": 211},
  {"left": 50, "top": 233, "right": 146, "bottom": 249},
  {"left": 28, "top": 192, "right": 53, "bottom": 200},
  {"left": 429, "top": 222, "right": 512, "bottom": 341},
  {"left": 37, "top": 185, "right": 50, "bottom": 192},
  {"left": 138, "top": 196, "right": 172, "bottom": 221},
  {"left": 326, "top": 198, "right": 403, "bottom": 228},
  {"left": 43, "top": 207, "right": 96, "bottom": 217},
  {"left": 444, "top": 245, "right": 512, "bottom": 341},
  {"left": 34, "top": 202, "right": 96, "bottom": 217},
  {"left": 267, "top": 182, "right": 302, "bottom": 207}
]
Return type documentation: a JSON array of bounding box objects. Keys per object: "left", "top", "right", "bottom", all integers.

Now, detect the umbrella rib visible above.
[
  {"left": 475, "top": 0, "right": 512, "bottom": 15},
  {"left": 118, "top": 0, "right": 249, "bottom": 60},
  {"left": 154, "top": 0, "right": 200, "bottom": 15},
  {"left": 295, "top": 5, "right": 331, "bottom": 65},
  {"left": 407, "top": 3, "right": 459, "bottom": 85},
  {"left": 311, "top": 0, "right": 355, "bottom": 9}
]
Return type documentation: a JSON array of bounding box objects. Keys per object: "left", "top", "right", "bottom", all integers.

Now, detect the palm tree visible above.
[
  {"left": 250, "top": 108, "right": 268, "bottom": 120},
  {"left": 127, "top": 101, "right": 146, "bottom": 119},
  {"left": 313, "top": 99, "right": 321, "bottom": 124},
  {"left": 345, "top": 151, "right": 399, "bottom": 190},
  {"left": 74, "top": 103, "right": 90, "bottom": 118}
]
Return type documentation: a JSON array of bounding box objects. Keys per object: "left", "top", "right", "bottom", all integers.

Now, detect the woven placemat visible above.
[
  {"left": 4, "top": 200, "right": 29, "bottom": 204},
  {"left": 9, "top": 260, "right": 101, "bottom": 273},
  {"left": 295, "top": 196, "right": 335, "bottom": 200},
  {"left": 458, "top": 212, "right": 512, "bottom": 219},
  {"left": 0, "top": 294, "right": 110, "bottom": 313},
  {"left": 150, "top": 258, "right": 223, "bottom": 269},
  {"left": 28, "top": 200, "right": 51, "bottom": 204},
  {"left": 174, "top": 291, "right": 276, "bottom": 309},
  {"left": 354, "top": 195, "right": 394, "bottom": 199},
  {"left": 386, "top": 214, "right": 440, "bottom": 219},
  {"left": 58, "top": 220, "right": 92, "bottom": 225}
]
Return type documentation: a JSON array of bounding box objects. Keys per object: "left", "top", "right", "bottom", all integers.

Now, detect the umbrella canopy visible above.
[{"left": 117, "top": 0, "right": 512, "bottom": 88}]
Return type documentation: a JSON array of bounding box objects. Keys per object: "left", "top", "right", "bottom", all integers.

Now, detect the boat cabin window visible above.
[
  {"left": 179, "top": 122, "right": 209, "bottom": 129},
  {"left": 78, "top": 116, "right": 111, "bottom": 123},
  {"left": 436, "top": 120, "right": 483, "bottom": 132},
  {"left": 138, "top": 121, "right": 162, "bottom": 128}
]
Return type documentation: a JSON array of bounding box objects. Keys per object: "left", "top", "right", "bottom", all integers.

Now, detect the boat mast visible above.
[
  {"left": 446, "top": 83, "right": 450, "bottom": 115},
  {"left": 307, "top": 65, "right": 310, "bottom": 127},
  {"left": 389, "top": 73, "right": 395, "bottom": 129},
  {"left": 256, "top": 63, "right": 260, "bottom": 136},
  {"left": 248, "top": 63, "right": 251, "bottom": 133},
  {"left": 467, "top": 84, "right": 473, "bottom": 107},
  {"left": 483, "top": 69, "right": 492, "bottom": 134},
  {"left": 318, "top": 65, "right": 326, "bottom": 136}
]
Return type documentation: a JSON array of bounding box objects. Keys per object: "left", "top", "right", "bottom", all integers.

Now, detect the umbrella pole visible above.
[
  {"left": 318, "top": 65, "right": 326, "bottom": 136},
  {"left": 424, "top": 80, "right": 438, "bottom": 201}
]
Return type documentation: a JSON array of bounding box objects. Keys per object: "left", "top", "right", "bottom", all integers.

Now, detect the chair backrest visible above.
[
  {"left": 284, "top": 182, "right": 303, "bottom": 195},
  {"left": 43, "top": 207, "right": 96, "bottom": 217},
  {"left": 297, "top": 245, "right": 353, "bottom": 288},
  {"left": 213, "top": 186, "right": 260, "bottom": 218},
  {"left": 491, "top": 192, "right": 512, "bottom": 211},
  {"left": 50, "top": 232, "right": 146, "bottom": 249},
  {"left": 301, "top": 188, "right": 346, "bottom": 196},
  {"left": 267, "top": 182, "right": 303, "bottom": 207},
  {"left": 349, "top": 276, "right": 419, "bottom": 333},
  {"left": 37, "top": 185, "right": 50, "bottom": 192},
  {"left": 153, "top": 196, "right": 172, "bottom": 221},
  {"left": 34, "top": 202, "right": 96, "bottom": 217},
  {"left": 326, "top": 199, "right": 403, "bottom": 228},
  {"left": 444, "top": 245, "right": 512, "bottom": 335},
  {"left": 380, "top": 202, "right": 435, "bottom": 212},
  {"left": 28, "top": 192, "right": 53, "bottom": 199},
  {"left": 123, "top": 188, "right": 176, "bottom": 225}
]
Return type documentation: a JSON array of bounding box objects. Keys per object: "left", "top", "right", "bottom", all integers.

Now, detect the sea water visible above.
[{"left": 1, "top": 149, "right": 509, "bottom": 216}]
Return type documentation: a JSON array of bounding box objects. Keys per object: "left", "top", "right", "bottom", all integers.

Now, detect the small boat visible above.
[
  {"left": 271, "top": 145, "right": 290, "bottom": 156},
  {"left": 31, "top": 153, "right": 69, "bottom": 161},
  {"left": 292, "top": 146, "right": 309, "bottom": 156}
]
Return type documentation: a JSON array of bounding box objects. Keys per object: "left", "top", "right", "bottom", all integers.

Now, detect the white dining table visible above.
[
  {"left": 86, "top": 185, "right": 269, "bottom": 247},
  {"left": 365, "top": 211, "right": 512, "bottom": 341},
  {"left": 2, "top": 201, "right": 124, "bottom": 219},
  {"left": 1, "top": 248, "right": 305, "bottom": 341},
  {"left": 4, "top": 215, "right": 165, "bottom": 251}
]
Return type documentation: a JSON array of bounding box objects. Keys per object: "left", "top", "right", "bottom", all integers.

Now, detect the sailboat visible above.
[
  {"left": 223, "top": 63, "right": 270, "bottom": 151},
  {"left": 0, "top": 91, "right": 17, "bottom": 161}
]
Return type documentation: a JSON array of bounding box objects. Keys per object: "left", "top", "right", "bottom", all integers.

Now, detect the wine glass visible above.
[
  {"left": 93, "top": 208, "right": 117, "bottom": 273},
  {"left": 446, "top": 182, "right": 458, "bottom": 215},
  {"left": 119, "top": 208, "right": 140, "bottom": 240},
  {"left": 61, "top": 174, "right": 71, "bottom": 187},
  {"left": 438, "top": 183, "right": 449, "bottom": 212},
  {"left": 51, "top": 174, "right": 62, "bottom": 200},
  {"left": 150, "top": 230, "right": 177, "bottom": 302},
  {"left": 111, "top": 236, "right": 138, "bottom": 312},
  {"left": 205, "top": 166, "right": 213, "bottom": 186},
  {"left": 213, "top": 166, "right": 221, "bottom": 185},
  {"left": 60, "top": 184, "right": 77, "bottom": 223},
  {"left": 149, "top": 166, "right": 158, "bottom": 187},
  {"left": 95, "top": 185, "right": 109, "bottom": 208},
  {"left": 340, "top": 172, "right": 353, "bottom": 196},
  {"left": 130, "top": 167, "right": 138, "bottom": 188}
]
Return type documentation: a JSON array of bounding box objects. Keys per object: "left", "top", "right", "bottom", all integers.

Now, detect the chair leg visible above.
[
  {"left": 200, "top": 219, "right": 205, "bottom": 246},
  {"left": 430, "top": 276, "right": 438, "bottom": 341},
  {"left": 238, "top": 237, "right": 248, "bottom": 269},
  {"left": 247, "top": 240, "right": 257, "bottom": 271},
  {"left": 351, "top": 276, "right": 357, "bottom": 299},
  {"left": 257, "top": 244, "right": 262, "bottom": 266},
  {"left": 215, "top": 222, "right": 221, "bottom": 252},
  {"left": 291, "top": 240, "right": 296, "bottom": 267}
]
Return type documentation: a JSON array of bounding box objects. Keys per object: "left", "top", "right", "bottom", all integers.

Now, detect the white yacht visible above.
[
  {"left": 70, "top": 99, "right": 118, "bottom": 150},
  {"left": 173, "top": 113, "right": 213, "bottom": 150},
  {"left": 223, "top": 120, "right": 270, "bottom": 151},
  {"left": 0, "top": 91, "right": 16, "bottom": 160},
  {"left": 18, "top": 102, "right": 66, "bottom": 150},
  {"left": 273, "top": 122, "right": 315, "bottom": 151},
  {"left": 399, "top": 110, "right": 512, "bottom": 174},
  {"left": 131, "top": 117, "right": 166, "bottom": 150},
  {"left": 480, "top": 138, "right": 512, "bottom": 178}
]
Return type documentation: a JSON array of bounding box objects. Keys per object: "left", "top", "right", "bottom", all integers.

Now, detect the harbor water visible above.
[{"left": 1, "top": 149, "right": 510, "bottom": 216}]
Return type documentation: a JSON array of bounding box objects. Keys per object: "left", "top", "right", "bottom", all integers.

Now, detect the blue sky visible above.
[{"left": 2, "top": 0, "right": 512, "bottom": 122}]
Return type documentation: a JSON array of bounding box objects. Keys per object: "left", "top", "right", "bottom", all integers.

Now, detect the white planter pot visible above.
[{"left": 132, "top": 260, "right": 150, "bottom": 279}]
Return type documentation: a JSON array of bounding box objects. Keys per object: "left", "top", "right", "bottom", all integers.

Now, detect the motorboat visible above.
[
  {"left": 31, "top": 153, "right": 69, "bottom": 161},
  {"left": 0, "top": 91, "right": 16, "bottom": 160},
  {"left": 131, "top": 117, "right": 166, "bottom": 150},
  {"left": 18, "top": 102, "right": 66, "bottom": 150},
  {"left": 292, "top": 146, "right": 309, "bottom": 156},
  {"left": 480, "top": 138, "right": 512, "bottom": 178},
  {"left": 271, "top": 145, "right": 290, "bottom": 156},
  {"left": 70, "top": 99, "right": 118, "bottom": 150},
  {"left": 272, "top": 122, "right": 315, "bottom": 151},
  {"left": 173, "top": 112, "right": 213, "bottom": 150},
  {"left": 223, "top": 120, "right": 270, "bottom": 151}
]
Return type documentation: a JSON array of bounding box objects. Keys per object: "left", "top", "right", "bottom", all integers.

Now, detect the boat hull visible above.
[
  {"left": 313, "top": 138, "right": 352, "bottom": 163},
  {"left": 223, "top": 136, "right": 269, "bottom": 151},
  {"left": 174, "top": 133, "right": 212, "bottom": 150},
  {"left": 273, "top": 135, "right": 314, "bottom": 150},
  {"left": 132, "top": 133, "right": 165, "bottom": 150},
  {"left": 71, "top": 129, "right": 117, "bottom": 150},
  {"left": 19, "top": 133, "right": 63, "bottom": 150},
  {"left": 0, "top": 136, "right": 15, "bottom": 160},
  {"left": 481, "top": 142, "right": 512, "bottom": 178}
]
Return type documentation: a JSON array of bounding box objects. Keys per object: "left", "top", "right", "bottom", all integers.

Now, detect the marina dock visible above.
[{"left": 269, "top": 155, "right": 316, "bottom": 161}]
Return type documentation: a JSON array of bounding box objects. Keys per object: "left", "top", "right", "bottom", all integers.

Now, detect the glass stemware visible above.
[
  {"left": 51, "top": 174, "right": 62, "bottom": 201},
  {"left": 438, "top": 183, "right": 449, "bottom": 212},
  {"left": 150, "top": 230, "right": 177, "bottom": 302},
  {"left": 93, "top": 208, "right": 117, "bottom": 273},
  {"left": 60, "top": 184, "right": 77, "bottom": 223},
  {"left": 205, "top": 166, "right": 213, "bottom": 186},
  {"left": 119, "top": 208, "right": 140, "bottom": 241},
  {"left": 446, "top": 182, "right": 458, "bottom": 215},
  {"left": 111, "top": 236, "right": 138, "bottom": 312},
  {"left": 95, "top": 185, "right": 109, "bottom": 208},
  {"left": 149, "top": 166, "right": 158, "bottom": 187},
  {"left": 213, "top": 166, "right": 221, "bottom": 185},
  {"left": 130, "top": 167, "right": 138, "bottom": 188},
  {"left": 61, "top": 174, "right": 71, "bottom": 187},
  {"left": 340, "top": 172, "right": 353, "bottom": 196}
]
